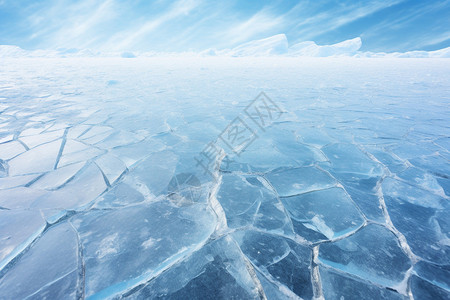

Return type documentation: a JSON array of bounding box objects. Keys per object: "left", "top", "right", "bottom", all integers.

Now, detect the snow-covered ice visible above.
[{"left": 0, "top": 56, "right": 449, "bottom": 299}]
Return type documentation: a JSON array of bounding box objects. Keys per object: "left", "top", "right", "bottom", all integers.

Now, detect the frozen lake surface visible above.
[{"left": 0, "top": 57, "right": 449, "bottom": 299}]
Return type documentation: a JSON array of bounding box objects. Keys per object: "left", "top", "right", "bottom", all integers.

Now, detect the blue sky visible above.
[{"left": 0, "top": 0, "right": 449, "bottom": 52}]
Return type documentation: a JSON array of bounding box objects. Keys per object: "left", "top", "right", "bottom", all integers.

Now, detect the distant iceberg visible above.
[
  {"left": 358, "top": 46, "right": 450, "bottom": 58},
  {"left": 212, "top": 35, "right": 448, "bottom": 58},
  {"left": 1, "top": 35, "right": 449, "bottom": 58},
  {"left": 212, "top": 35, "right": 361, "bottom": 57},
  {"left": 288, "top": 37, "right": 362, "bottom": 57}
]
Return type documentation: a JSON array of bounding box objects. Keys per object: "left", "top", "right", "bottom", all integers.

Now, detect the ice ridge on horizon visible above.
[{"left": 1, "top": 34, "right": 450, "bottom": 58}]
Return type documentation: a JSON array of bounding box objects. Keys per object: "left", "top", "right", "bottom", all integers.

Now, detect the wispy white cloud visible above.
[
  {"left": 363, "top": 1, "right": 442, "bottom": 34},
  {"left": 1, "top": 0, "right": 448, "bottom": 52},
  {"left": 360, "top": 0, "right": 450, "bottom": 50},
  {"left": 290, "top": 0, "right": 406, "bottom": 41},
  {"left": 104, "top": 0, "right": 202, "bottom": 50},
  {"left": 220, "top": 9, "right": 284, "bottom": 46},
  {"left": 27, "top": 0, "right": 118, "bottom": 49},
  {"left": 418, "top": 31, "right": 450, "bottom": 48}
]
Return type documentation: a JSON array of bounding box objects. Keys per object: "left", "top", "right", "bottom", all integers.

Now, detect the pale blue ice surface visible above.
[{"left": 0, "top": 57, "right": 449, "bottom": 299}]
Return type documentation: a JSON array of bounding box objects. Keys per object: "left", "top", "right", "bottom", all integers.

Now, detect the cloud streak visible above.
[
  {"left": 0, "top": 0, "right": 448, "bottom": 52},
  {"left": 105, "top": 0, "right": 202, "bottom": 50}
]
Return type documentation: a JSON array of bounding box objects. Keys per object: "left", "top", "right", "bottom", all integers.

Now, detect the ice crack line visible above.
[
  {"left": 207, "top": 150, "right": 229, "bottom": 239},
  {"left": 54, "top": 127, "right": 69, "bottom": 169},
  {"left": 311, "top": 245, "right": 324, "bottom": 300},
  {"left": 69, "top": 220, "right": 85, "bottom": 300},
  {"left": 376, "top": 176, "right": 417, "bottom": 298}
]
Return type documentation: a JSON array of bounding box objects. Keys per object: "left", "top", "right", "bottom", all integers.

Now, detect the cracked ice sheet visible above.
[
  {"left": 216, "top": 174, "right": 287, "bottom": 230},
  {"left": 124, "top": 235, "right": 265, "bottom": 299},
  {"left": 318, "top": 224, "right": 412, "bottom": 289},
  {"left": 232, "top": 230, "right": 314, "bottom": 299},
  {"left": 70, "top": 201, "right": 216, "bottom": 298},
  {"left": 0, "top": 57, "right": 449, "bottom": 299},
  {"left": 8, "top": 139, "right": 62, "bottom": 176},
  {"left": 282, "top": 187, "right": 365, "bottom": 241},
  {"left": 0, "top": 222, "right": 79, "bottom": 299},
  {"left": 0, "top": 210, "right": 46, "bottom": 269}
]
